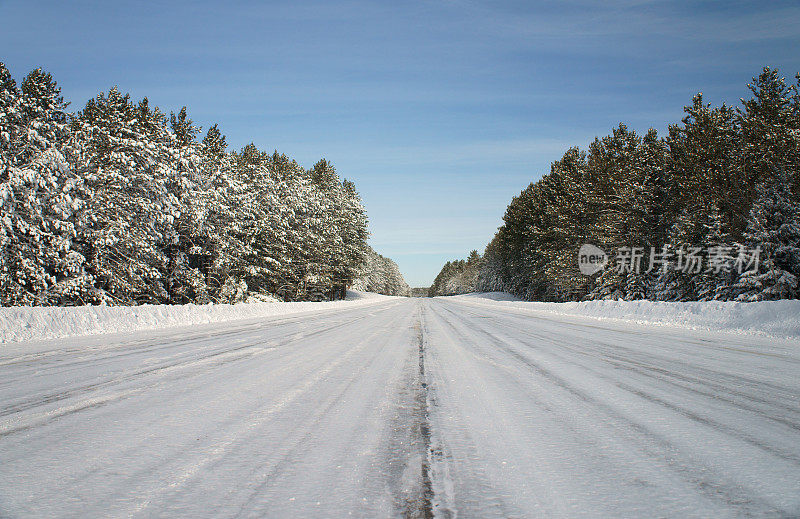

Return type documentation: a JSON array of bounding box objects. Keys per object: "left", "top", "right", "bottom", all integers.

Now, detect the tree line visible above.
[
  {"left": 430, "top": 67, "right": 800, "bottom": 302},
  {"left": 351, "top": 246, "right": 410, "bottom": 296},
  {"left": 0, "top": 62, "right": 395, "bottom": 306},
  {"left": 428, "top": 250, "right": 481, "bottom": 297}
]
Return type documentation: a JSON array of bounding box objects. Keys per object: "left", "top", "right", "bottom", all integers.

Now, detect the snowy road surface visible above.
[{"left": 1, "top": 297, "right": 799, "bottom": 518}]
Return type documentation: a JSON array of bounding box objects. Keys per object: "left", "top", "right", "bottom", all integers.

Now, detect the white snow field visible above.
[{"left": 1, "top": 294, "right": 799, "bottom": 518}]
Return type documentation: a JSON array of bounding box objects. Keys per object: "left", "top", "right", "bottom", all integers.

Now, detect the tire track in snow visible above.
[
  {"left": 128, "top": 307, "right": 411, "bottom": 518},
  {"left": 443, "top": 303, "right": 800, "bottom": 457},
  {"left": 403, "top": 302, "right": 434, "bottom": 519},
  {"left": 0, "top": 306, "right": 394, "bottom": 434},
  {"left": 431, "top": 299, "right": 796, "bottom": 516}
]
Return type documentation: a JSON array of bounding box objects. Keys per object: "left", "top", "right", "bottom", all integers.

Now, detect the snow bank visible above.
[
  {"left": 0, "top": 291, "right": 397, "bottom": 344},
  {"left": 452, "top": 292, "right": 800, "bottom": 340}
]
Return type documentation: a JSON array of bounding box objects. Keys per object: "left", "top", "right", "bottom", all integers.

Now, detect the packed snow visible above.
[
  {"left": 1, "top": 296, "right": 798, "bottom": 517},
  {"left": 421, "top": 297, "right": 800, "bottom": 517}
]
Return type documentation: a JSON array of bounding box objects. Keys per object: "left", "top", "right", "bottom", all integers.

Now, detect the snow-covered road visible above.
[{"left": 1, "top": 297, "right": 798, "bottom": 518}]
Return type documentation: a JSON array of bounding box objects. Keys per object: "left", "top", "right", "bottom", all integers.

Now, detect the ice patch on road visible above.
[
  {"left": 0, "top": 291, "right": 399, "bottom": 344},
  {"left": 450, "top": 292, "right": 800, "bottom": 340}
]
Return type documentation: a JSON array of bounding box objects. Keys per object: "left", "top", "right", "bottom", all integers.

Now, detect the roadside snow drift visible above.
[
  {"left": 0, "top": 291, "right": 396, "bottom": 344},
  {"left": 451, "top": 292, "right": 800, "bottom": 340}
]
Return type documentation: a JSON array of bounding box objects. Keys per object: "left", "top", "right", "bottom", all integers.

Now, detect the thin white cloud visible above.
[{"left": 453, "top": 1, "right": 800, "bottom": 47}]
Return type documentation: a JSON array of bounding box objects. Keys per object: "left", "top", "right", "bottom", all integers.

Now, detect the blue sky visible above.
[{"left": 2, "top": 0, "right": 800, "bottom": 286}]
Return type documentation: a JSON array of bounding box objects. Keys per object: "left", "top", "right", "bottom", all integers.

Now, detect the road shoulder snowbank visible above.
[
  {"left": 0, "top": 291, "right": 398, "bottom": 344},
  {"left": 451, "top": 292, "right": 800, "bottom": 340}
]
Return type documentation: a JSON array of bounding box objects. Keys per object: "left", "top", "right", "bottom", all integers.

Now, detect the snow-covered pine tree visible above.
[
  {"left": 666, "top": 95, "right": 744, "bottom": 238},
  {"left": 0, "top": 62, "right": 24, "bottom": 304},
  {"left": 71, "top": 88, "right": 181, "bottom": 304},
  {"left": 738, "top": 67, "right": 800, "bottom": 203},
  {"left": 276, "top": 152, "right": 328, "bottom": 301},
  {"left": 164, "top": 106, "right": 209, "bottom": 304},
  {"left": 651, "top": 208, "right": 701, "bottom": 301},
  {"left": 0, "top": 66, "right": 89, "bottom": 305},
  {"left": 539, "top": 148, "right": 595, "bottom": 300},
  {"left": 306, "top": 159, "right": 345, "bottom": 300},
  {"left": 581, "top": 125, "right": 663, "bottom": 300},
  {"left": 585, "top": 268, "right": 626, "bottom": 300},
  {"left": 351, "top": 246, "right": 409, "bottom": 296},
  {"left": 428, "top": 250, "right": 483, "bottom": 296},
  {"left": 475, "top": 234, "right": 505, "bottom": 293},
  {"left": 338, "top": 178, "right": 369, "bottom": 296},
  {"left": 653, "top": 93, "right": 744, "bottom": 301},
  {"left": 499, "top": 183, "right": 546, "bottom": 299},
  {"left": 695, "top": 204, "right": 736, "bottom": 300},
  {"left": 733, "top": 170, "right": 800, "bottom": 301},
  {"left": 221, "top": 145, "right": 285, "bottom": 301},
  {"left": 194, "top": 123, "right": 233, "bottom": 300}
]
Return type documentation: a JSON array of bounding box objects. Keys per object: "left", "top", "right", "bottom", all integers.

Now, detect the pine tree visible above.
[
  {"left": 351, "top": 246, "right": 409, "bottom": 296},
  {"left": 71, "top": 88, "right": 181, "bottom": 304},
  {"left": 739, "top": 68, "right": 800, "bottom": 200},
  {"left": 666, "top": 95, "right": 744, "bottom": 237},
  {"left": 650, "top": 209, "right": 699, "bottom": 301},
  {"left": 190, "top": 123, "right": 232, "bottom": 300},
  {"left": 223, "top": 146, "right": 284, "bottom": 300},
  {"left": 696, "top": 204, "right": 735, "bottom": 300},
  {"left": 165, "top": 106, "right": 206, "bottom": 304},
  {"left": 338, "top": 179, "right": 369, "bottom": 296},
  {"left": 0, "top": 66, "right": 381, "bottom": 307},
  {"left": 0, "top": 62, "right": 24, "bottom": 304},
  {"left": 0, "top": 66, "right": 88, "bottom": 305},
  {"left": 734, "top": 171, "right": 800, "bottom": 301}
]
